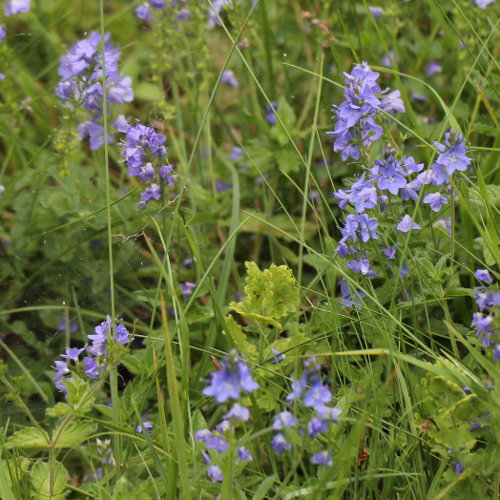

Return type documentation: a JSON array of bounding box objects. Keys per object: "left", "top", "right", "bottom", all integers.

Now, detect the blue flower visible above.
[
  {"left": 237, "top": 446, "right": 253, "bottom": 462},
  {"left": 271, "top": 433, "right": 291, "bottom": 455},
  {"left": 135, "top": 3, "right": 151, "bottom": 21},
  {"left": 311, "top": 451, "right": 333, "bottom": 466},
  {"left": 303, "top": 381, "right": 332, "bottom": 411},
  {"left": 224, "top": 403, "right": 250, "bottom": 422},
  {"left": 4, "top": 0, "right": 30, "bottom": 16},
  {"left": 397, "top": 214, "right": 420, "bottom": 233},
  {"left": 423, "top": 192, "right": 448, "bottom": 212},
  {"left": 202, "top": 351, "right": 259, "bottom": 403},
  {"left": 60, "top": 347, "right": 84, "bottom": 362},
  {"left": 272, "top": 411, "right": 298, "bottom": 430},
  {"left": 221, "top": 70, "right": 239, "bottom": 87},
  {"left": 474, "top": 269, "right": 493, "bottom": 284},
  {"left": 207, "top": 465, "right": 223, "bottom": 483}
]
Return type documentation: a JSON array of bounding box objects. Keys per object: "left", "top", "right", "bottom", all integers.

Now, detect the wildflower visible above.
[
  {"left": 84, "top": 357, "right": 100, "bottom": 380},
  {"left": 215, "top": 180, "right": 233, "bottom": 192},
  {"left": 53, "top": 360, "right": 69, "bottom": 381},
  {"left": 207, "top": 465, "right": 223, "bottom": 483},
  {"left": 208, "top": 0, "right": 233, "bottom": 28},
  {"left": 60, "top": 347, "right": 84, "bottom": 362},
  {"left": 308, "top": 417, "right": 330, "bottom": 438},
  {"left": 270, "top": 347, "right": 285, "bottom": 363},
  {"left": 150, "top": 0, "right": 165, "bottom": 6},
  {"left": 216, "top": 420, "right": 231, "bottom": 434},
  {"left": 4, "top": 0, "right": 30, "bottom": 16},
  {"left": 136, "top": 415, "right": 153, "bottom": 434},
  {"left": 96, "top": 438, "right": 114, "bottom": 465},
  {"left": 224, "top": 403, "right": 250, "bottom": 422},
  {"left": 194, "top": 430, "right": 229, "bottom": 452},
  {"left": 159, "top": 164, "right": 177, "bottom": 185},
  {"left": 474, "top": 0, "right": 495, "bottom": 7},
  {"left": 339, "top": 277, "right": 366, "bottom": 309},
  {"left": 179, "top": 281, "right": 196, "bottom": 300},
  {"left": 271, "top": 433, "right": 291, "bottom": 455},
  {"left": 265, "top": 101, "right": 278, "bottom": 125},
  {"left": 76, "top": 121, "right": 110, "bottom": 151},
  {"left": 368, "top": 6, "right": 383, "bottom": 19},
  {"left": 311, "top": 451, "right": 333, "bottom": 466},
  {"left": 56, "top": 316, "right": 78, "bottom": 334},
  {"left": 346, "top": 257, "right": 377, "bottom": 278},
  {"left": 237, "top": 447, "right": 253, "bottom": 462},
  {"left": 139, "top": 183, "right": 161, "bottom": 205},
  {"left": 432, "top": 129, "right": 471, "bottom": 177},
  {"left": 397, "top": 214, "right": 420, "bottom": 233},
  {"left": 453, "top": 461, "right": 465, "bottom": 476},
  {"left": 0, "top": 26, "right": 6, "bottom": 41},
  {"left": 135, "top": 3, "right": 151, "bottom": 20},
  {"left": 423, "top": 192, "right": 448, "bottom": 212},
  {"left": 426, "top": 61, "right": 442, "bottom": 77},
  {"left": 202, "top": 351, "right": 259, "bottom": 403},
  {"left": 475, "top": 269, "right": 493, "bottom": 284},
  {"left": 471, "top": 313, "right": 494, "bottom": 346},
  {"left": 221, "top": 70, "right": 239, "bottom": 87},
  {"left": 272, "top": 411, "right": 298, "bottom": 430},
  {"left": 230, "top": 146, "right": 243, "bottom": 161},
  {"left": 493, "top": 345, "right": 500, "bottom": 360},
  {"left": 382, "top": 246, "right": 397, "bottom": 260}
]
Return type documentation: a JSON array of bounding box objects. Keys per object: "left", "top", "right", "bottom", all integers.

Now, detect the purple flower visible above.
[
  {"left": 207, "top": 465, "right": 223, "bottom": 483},
  {"left": 474, "top": 0, "right": 495, "bottom": 8},
  {"left": 237, "top": 447, "right": 253, "bottom": 461},
  {"left": 493, "top": 345, "right": 500, "bottom": 360},
  {"left": 202, "top": 351, "right": 259, "bottom": 403},
  {"left": 266, "top": 101, "right": 278, "bottom": 125},
  {"left": 159, "top": 164, "right": 177, "bottom": 185},
  {"left": 304, "top": 381, "right": 332, "bottom": 411},
  {"left": 150, "top": 0, "right": 165, "bottom": 7},
  {"left": 230, "top": 146, "right": 243, "bottom": 161},
  {"left": 270, "top": 347, "right": 285, "bottom": 363},
  {"left": 397, "top": 214, "right": 421, "bottom": 233},
  {"left": 215, "top": 180, "right": 233, "bottom": 192},
  {"left": 346, "top": 258, "right": 377, "bottom": 278},
  {"left": 136, "top": 2, "right": 151, "bottom": 20},
  {"left": 272, "top": 411, "right": 298, "bottom": 430},
  {"left": 453, "top": 461, "right": 465, "bottom": 476},
  {"left": 382, "top": 246, "right": 397, "bottom": 260},
  {"left": 432, "top": 130, "right": 471, "bottom": 177},
  {"left": 56, "top": 316, "right": 79, "bottom": 334},
  {"left": 138, "top": 163, "right": 156, "bottom": 182},
  {"left": 378, "top": 163, "right": 407, "bottom": 195},
  {"left": 339, "top": 277, "right": 366, "bottom": 309},
  {"left": 368, "top": 6, "right": 383, "bottom": 19},
  {"left": 380, "top": 90, "right": 405, "bottom": 113},
  {"left": 115, "top": 323, "right": 130, "bottom": 345},
  {"left": 271, "top": 433, "right": 291, "bottom": 455},
  {"left": 77, "top": 121, "right": 111, "bottom": 151},
  {"left": 136, "top": 415, "right": 153, "bottom": 434},
  {"left": 426, "top": 61, "right": 442, "bottom": 77},
  {"left": 423, "top": 192, "right": 448, "bottom": 212},
  {"left": 308, "top": 417, "right": 330, "bottom": 438},
  {"left": 60, "top": 347, "right": 84, "bottom": 362},
  {"left": 311, "top": 451, "right": 333, "bottom": 466},
  {"left": 224, "top": 403, "right": 250, "bottom": 422},
  {"left": 194, "top": 430, "right": 229, "bottom": 452},
  {"left": 286, "top": 375, "right": 307, "bottom": 402},
  {"left": 140, "top": 183, "right": 162, "bottom": 204},
  {"left": 221, "top": 70, "right": 239, "bottom": 87},
  {"left": 0, "top": 26, "right": 6, "bottom": 41},
  {"left": 179, "top": 281, "right": 196, "bottom": 299},
  {"left": 4, "top": 0, "right": 30, "bottom": 16},
  {"left": 53, "top": 360, "right": 69, "bottom": 381},
  {"left": 475, "top": 269, "right": 493, "bottom": 284},
  {"left": 84, "top": 357, "right": 99, "bottom": 380}
]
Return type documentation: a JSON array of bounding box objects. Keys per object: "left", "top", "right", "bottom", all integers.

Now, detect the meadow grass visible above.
[{"left": 0, "top": 0, "right": 499, "bottom": 499}]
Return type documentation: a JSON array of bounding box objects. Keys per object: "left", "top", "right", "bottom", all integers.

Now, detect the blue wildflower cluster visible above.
[
  {"left": 195, "top": 351, "right": 258, "bottom": 483},
  {"left": 270, "top": 356, "right": 341, "bottom": 467},
  {"left": 116, "top": 117, "right": 177, "bottom": 209},
  {"left": 472, "top": 269, "right": 499, "bottom": 358},
  {"left": 327, "top": 62, "right": 405, "bottom": 161},
  {"left": 52, "top": 315, "right": 132, "bottom": 393},
  {"left": 55, "top": 32, "right": 133, "bottom": 150},
  {"left": 0, "top": 0, "right": 31, "bottom": 80}
]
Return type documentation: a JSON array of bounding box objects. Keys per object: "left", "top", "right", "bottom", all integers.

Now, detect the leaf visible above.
[
  {"left": 223, "top": 315, "right": 258, "bottom": 362},
  {"left": 230, "top": 262, "right": 300, "bottom": 325},
  {"left": 52, "top": 420, "right": 96, "bottom": 449},
  {"left": 31, "top": 460, "right": 68, "bottom": 500},
  {"left": 6, "top": 427, "right": 50, "bottom": 449},
  {"left": 64, "top": 375, "right": 95, "bottom": 414}
]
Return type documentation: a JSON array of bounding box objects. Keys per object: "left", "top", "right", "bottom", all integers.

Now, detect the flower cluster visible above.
[
  {"left": 270, "top": 356, "right": 341, "bottom": 467},
  {"left": 116, "top": 117, "right": 177, "bottom": 209},
  {"left": 472, "top": 269, "right": 499, "bottom": 358},
  {"left": 195, "top": 351, "right": 258, "bottom": 482},
  {"left": 52, "top": 315, "right": 132, "bottom": 393},
  {"left": 327, "top": 62, "right": 405, "bottom": 161},
  {"left": 55, "top": 32, "right": 133, "bottom": 150}
]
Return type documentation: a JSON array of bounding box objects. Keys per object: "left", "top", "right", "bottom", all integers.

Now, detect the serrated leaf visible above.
[
  {"left": 223, "top": 315, "right": 258, "bottom": 362},
  {"left": 64, "top": 374, "right": 95, "bottom": 414},
  {"left": 6, "top": 427, "right": 50, "bottom": 449},
  {"left": 230, "top": 262, "right": 300, "bottom": 325},
  {"left": 46, "top": 403, "right": 73, "bottom": 418},
  {"left": 52, "top": 420, "right": 96, "bottom": 448},
  {"left": 31, "top": 460, "right": 68, "bottom": 500}
]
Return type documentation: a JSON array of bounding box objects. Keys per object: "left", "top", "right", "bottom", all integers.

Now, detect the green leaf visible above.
[
  {"left": 6, "top": 427, "right": 50, "bottom": 449},
  {"left": 51, "top": 420, "right": 96, "bottom": 449},
  {"left": 64, "top": 375, "right": 95, "bottom": 414},
  {"left": 230, "top": 262, "right": 300, "bottom": 326},
  {"left": 31, "top": 460, "right": 68, "bottom": 500},
  {"left": 223, "top": 315, "right": 258, "bottom": 362}
]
